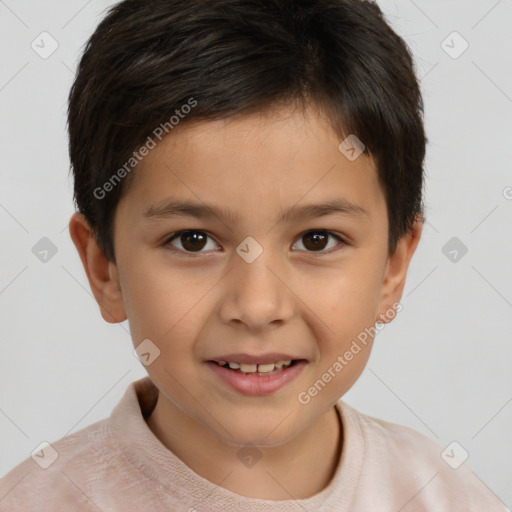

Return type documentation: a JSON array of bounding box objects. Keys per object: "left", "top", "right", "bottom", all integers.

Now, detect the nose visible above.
[{"left": 217, "top": 247, "right": 295, "bottom": 333}]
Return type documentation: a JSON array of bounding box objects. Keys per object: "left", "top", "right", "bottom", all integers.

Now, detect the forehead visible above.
[{"left": 117, "top": 105, "right": 386, "bottom": 227}]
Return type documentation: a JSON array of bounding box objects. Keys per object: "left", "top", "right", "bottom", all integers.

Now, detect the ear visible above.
[
  {"left": 68, "top": 212, "right": 127, "bottom": 324},
  {"left": 376, "top": 215, "right": 423, "bottom": 324}
]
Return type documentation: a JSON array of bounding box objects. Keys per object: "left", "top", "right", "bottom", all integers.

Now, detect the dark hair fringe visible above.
[{"left": 68, "top": 0, "right": 426, "bottom": 262}]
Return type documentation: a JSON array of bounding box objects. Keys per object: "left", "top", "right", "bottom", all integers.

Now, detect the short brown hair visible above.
[{"left": 68, "top": 0, "right": 426, "bottom": 262}]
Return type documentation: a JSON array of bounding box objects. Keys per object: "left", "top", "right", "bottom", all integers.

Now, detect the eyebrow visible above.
[{"left": 143, "top": 198, "right": 368, "bottom": 225}]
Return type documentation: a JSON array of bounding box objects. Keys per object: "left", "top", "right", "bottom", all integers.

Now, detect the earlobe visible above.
[
  {"left": 68, "top": 212, "right": 127, "bottom": 324},
  {"left": 376, "top": 215, "right": 423, "bottom": 324}
]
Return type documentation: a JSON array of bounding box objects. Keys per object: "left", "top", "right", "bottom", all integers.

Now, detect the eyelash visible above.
[{"left": 163, "top": 229, "right": 347, "bottom": 257}]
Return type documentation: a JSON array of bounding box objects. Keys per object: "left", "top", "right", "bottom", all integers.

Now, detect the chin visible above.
[
  {"left": 220, "top": 430, "right": 297, "bottom": 449},
  {"left": 207, "top": 410, "right": 304, "bottom": 448}
]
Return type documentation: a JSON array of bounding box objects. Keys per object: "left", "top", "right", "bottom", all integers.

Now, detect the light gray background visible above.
[{"left": 1, "top": 0, "right": 511, "bottom": 507}]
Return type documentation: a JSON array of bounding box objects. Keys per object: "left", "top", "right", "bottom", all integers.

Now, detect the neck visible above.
[{"left": 146, "top": 396, "right": 342, "bottom": 500}]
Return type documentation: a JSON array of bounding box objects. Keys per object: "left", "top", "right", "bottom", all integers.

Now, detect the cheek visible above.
[
  {"left": 120, "top": 258, "right": 203, "bottom": 348},
  {"left": 309, "top": 289, "right": 376, "bottom": 406},
  {"left": 313, "top": 265, "right": 382, "bottom": 332},
  {"left": 309, "top": 262, "right": 381, "bottom": 385}
]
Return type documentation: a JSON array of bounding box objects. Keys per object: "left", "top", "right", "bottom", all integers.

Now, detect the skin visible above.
[{"left": 69, "top": 103, "right": 422, "bottom": 500}]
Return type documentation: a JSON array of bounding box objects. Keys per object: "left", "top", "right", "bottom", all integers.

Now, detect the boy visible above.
[{"left": 0, "top": 0, "right": 508, "bottom": 510}]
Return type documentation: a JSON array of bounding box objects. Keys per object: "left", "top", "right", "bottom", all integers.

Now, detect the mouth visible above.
[
  {"left": 205, "top": 355, "right": 308, "bottom": 396},
  {"left": 211, "top": 359, "right": 298, "bottom": 376}
]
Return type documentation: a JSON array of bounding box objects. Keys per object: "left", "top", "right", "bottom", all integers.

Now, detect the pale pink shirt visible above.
[{"left": 0, "top": 376, "right": 507, "bottom": 511}]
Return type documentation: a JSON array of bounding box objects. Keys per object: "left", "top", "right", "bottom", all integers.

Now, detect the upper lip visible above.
[{"left": 208, "top": 353, "right": 305, "bottom": 364}]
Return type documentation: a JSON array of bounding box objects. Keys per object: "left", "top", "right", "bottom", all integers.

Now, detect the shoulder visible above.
[
  {"left": 0, "top": 418, "right": 118, "bottom": 510},
  {"left": 336, "top": 401, "right": 508, "bottom": 512}
]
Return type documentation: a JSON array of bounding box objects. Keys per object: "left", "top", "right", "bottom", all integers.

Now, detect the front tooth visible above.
[
  {"left": 228, "top": 362, "right": 240, "bottom": 369},
  {"left": 275, "top": 360, "right": 292, "bottom": 369},
  {"left": 240, "top": 363, "right": 257, "bottom": 373},
  {"left": 257, "top": 363, "right": 275, "bottom": 373}
]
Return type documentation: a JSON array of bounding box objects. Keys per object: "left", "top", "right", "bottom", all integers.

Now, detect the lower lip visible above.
[{"left": 206, "top": 360, "right": 307, "bottom": 396}]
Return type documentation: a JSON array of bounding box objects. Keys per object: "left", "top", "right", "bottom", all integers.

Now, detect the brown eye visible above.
[
  {"left": 167, "top": 230, "right": 217, "bottom": 253},
  {"left": 293, "top": 230, "right": 344, "bottom": 253},
  {"left": 165, "top": 229, "right": 345, "bottom": 256}
]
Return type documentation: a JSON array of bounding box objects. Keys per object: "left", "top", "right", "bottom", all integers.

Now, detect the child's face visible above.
[{"left": 104, "top": 104, "right": 418, "bottom": 446}]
